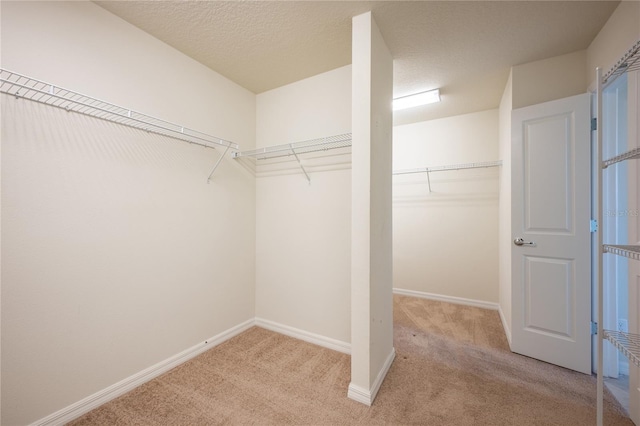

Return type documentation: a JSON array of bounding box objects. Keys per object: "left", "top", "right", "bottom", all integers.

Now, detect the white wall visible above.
[
  {"left": 349, "top": 11, "right": 394, "bottom": 405},
  {"left": 1, "top": 2, "right": 256, "bottom": 424},
  {"left": 498, "top": 71, "right": 514, "bottom": 344},
  {"left": 393, "top": 109, "right": 500, "bottom": 304},
  {"left": 255, "top": 66, "right": 352, "bottom": 345}
]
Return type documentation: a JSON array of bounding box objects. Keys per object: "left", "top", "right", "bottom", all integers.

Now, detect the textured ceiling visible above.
[{"left": 95, "top": 1, "right": 619, "bottom": 124}]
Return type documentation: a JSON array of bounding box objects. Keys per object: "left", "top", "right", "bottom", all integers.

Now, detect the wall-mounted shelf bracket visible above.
[
  {"left": 289, "top": 144, "right": 311, "bottom": 184},
  {"left": 207, "top": 144, "right": 231, "bottom": 183}
]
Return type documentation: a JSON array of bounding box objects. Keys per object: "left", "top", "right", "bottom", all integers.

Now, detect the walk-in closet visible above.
[{"left": 1, "top": 1, "right": 639, "bottom": 425}]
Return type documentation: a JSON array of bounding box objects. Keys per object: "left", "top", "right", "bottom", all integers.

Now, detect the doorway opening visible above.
[{"left": 601, "top": 72, "right": 630, "bottom": 413}]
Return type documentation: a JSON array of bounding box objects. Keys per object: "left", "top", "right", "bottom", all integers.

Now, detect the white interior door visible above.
[{"left": 511, "top": 93, "right": 591, "bottom": 374}]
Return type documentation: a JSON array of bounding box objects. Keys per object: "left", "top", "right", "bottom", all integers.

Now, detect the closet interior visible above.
[{"left": 2, "top": 1, "right": 638, "bottom": 425}]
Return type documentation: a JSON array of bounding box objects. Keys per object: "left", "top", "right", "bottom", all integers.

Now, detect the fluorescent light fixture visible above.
[{"left": 393, "top": 89, "right": 440, "bottom": 111}]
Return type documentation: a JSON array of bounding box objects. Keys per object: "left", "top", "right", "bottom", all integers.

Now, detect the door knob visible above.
[{"left": 514, "top": 238, "right": 535, "bottom": 246}]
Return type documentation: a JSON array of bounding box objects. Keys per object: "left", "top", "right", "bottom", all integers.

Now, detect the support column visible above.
[{"left": 349, "top": 11, "right": 395, "bottom": 406}]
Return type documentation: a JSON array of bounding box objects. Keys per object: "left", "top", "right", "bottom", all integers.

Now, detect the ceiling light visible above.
[{"left": 392, "top": 89, "right": 440, "bottom": 111}]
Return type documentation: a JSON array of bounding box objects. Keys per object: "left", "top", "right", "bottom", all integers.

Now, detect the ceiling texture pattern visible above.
[{"left": 95, "top": 1, "right": 619, "bottom": 124}]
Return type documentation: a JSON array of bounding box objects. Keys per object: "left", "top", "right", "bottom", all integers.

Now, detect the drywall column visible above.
[
  {"left": 349, "top": 11, "right": 395, "bottom": 406},
  {"left": 498, "top": 71, "right": 513, "bottom": 346}
]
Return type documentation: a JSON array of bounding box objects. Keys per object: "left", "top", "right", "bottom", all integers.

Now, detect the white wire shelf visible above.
[
  {"left": 392, "top": 160, "right": 502, "bottom": 176},
  {"left": 602, "top": 146, "right": 640, "bottom": 168},
  {"left": 392, "top": 160, "right": 501, "bottom": 193},
  {"left": 232, "top": 133, "right": 352, "bottom": 183},
  {"left": 232, "top": 133, "right": 352, "bottom": 160},
  {"left": 0, "top": 69, "right": 239, "bottom": 151},
  {"left": 603, "top": 330, "right": 640, "bottom": 369},
  {"left": 602, "top": 39, "right": 640, "bottom": 87},
  {"left": 603, "top": 245, "right": 640, "bottom": 261}
]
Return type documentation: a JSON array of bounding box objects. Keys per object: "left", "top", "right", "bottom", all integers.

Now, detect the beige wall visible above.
[
  {"left": 393, "top": 109, "right": 500, "bottom": 304},
  {"left": 255, "top": 66, "right": 352, "bottom": 344},
  {"left": 1, "top": 2, "right": 256, "bottom": 424},
  {"left": 512, "top": 50, "right": 587, "bottom": 110}
]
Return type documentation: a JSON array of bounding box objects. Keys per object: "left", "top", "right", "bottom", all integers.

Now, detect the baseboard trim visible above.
[
  {"left": 393, "top": 288, "right": 499, "bottom": 311},
  {"left": 371, "top": 347, "right": 396, "bottom": 403},
  {"left": 31, "top": 319, "right": 255, "bottom": 426},
  {"left": 498, "top": 305, "right": 513, "bottom": 348},
  {"left": 348, "top": 347, "right": 396, "bottom": 406},
  {"left": 255, "top": 317, "right": 351, "bottom": 354},
  {"left": 347, "top": 383, "right": 372, "bottom": 405}
]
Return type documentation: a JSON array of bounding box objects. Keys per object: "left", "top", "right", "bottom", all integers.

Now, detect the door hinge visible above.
[
  {"left": 591, "top": 321, "right": 598, "bottom": 335},
  {"left": 590, "top": 219, "right": 598, "bottom": 233},
  {"left": 591, "top": 117, "right": 597, "bottom": 131}
]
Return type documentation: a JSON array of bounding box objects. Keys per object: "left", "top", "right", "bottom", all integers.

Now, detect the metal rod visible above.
[
  {"left": 426, "top": 171, "right": 432, "bottom": 192},
  {"left": 596, "top": 66, "right": 604, "bottom": 426},
  {"left": 290, "top": 144, "right": 311, "bottom": 184},
  {"left": 206, "top": 144, "right": 230, "bottom": 183}
]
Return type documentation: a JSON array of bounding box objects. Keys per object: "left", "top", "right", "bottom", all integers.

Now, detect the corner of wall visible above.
[{"left": 498, "top": 69, "right": 513, "bottom": 341}]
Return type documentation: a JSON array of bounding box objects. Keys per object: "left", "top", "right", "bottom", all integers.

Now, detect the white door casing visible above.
[{"left": 511, "top": 93, "right": 591, "bottom": 374}]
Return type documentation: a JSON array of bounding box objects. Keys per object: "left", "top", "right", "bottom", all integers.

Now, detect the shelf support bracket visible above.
[
  {"left": 290, "top": 144, "right": 311, "bottom": 184},
  {"left": 206, "top": 144, "right": 231, "bottom": 183},
  {"left": 426, "top": 170, "right": 432, "bottom": 192}
]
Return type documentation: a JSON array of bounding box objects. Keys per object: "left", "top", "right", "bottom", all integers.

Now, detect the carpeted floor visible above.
[{"left": 70, "top": 295, "right": 632, "bottom": 425}]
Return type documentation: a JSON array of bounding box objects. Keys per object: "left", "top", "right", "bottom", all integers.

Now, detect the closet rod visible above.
[
  {"left": 0, "top": 69, "right": 239, "bottom": 152},
  {"left": 393, "top": 160, "right": 502, "bottom": 176}
]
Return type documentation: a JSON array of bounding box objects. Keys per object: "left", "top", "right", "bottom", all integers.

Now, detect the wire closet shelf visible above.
[
  {"left": 232, "top": 133, "right": 352, "bottom": 184},
  {"left": 603, "top": 330, "right": 640, "bottom": 369},
  {"left": 393, "top": 160, "right": 502, "bottom": 193},
  {"left": 392, "top": 160, "right": 502, "bottom": 175},
  {"left": 602, "top": 39, "right": 640, "bottom": 87},
  {"left": 0, "top": 69, "right": 239, "bottom": 151},
  {"left": 232, "top": 133, "right": 352, "bottom": 160}
]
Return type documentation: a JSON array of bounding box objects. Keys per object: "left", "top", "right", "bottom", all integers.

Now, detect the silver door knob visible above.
[{"left": 514, "top": 238, "right": 535, "bottom": 246}]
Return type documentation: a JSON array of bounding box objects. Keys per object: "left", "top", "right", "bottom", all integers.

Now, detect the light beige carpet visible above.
[{"left": 70, "top": 295, "right": 632, "bottom": 425}]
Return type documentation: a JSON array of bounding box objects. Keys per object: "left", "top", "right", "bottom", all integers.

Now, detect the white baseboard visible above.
[
  {"left": 393, "top": 288, "right": 499, "bottom": 311},
  {"left": 254, "top": 317, "right": 351, "bottom": 354},
  {"left": 347, "top": 383, "right": 372, "bottom": 405},
  {"left": 498, "top": 305, "right": 512, "bottom": 348},
  {"left": 31, "top": 319, "right": 255, "bottom": 426},
  {"left": 348, "top": 347, "right": 396, "bottom": 406}
]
